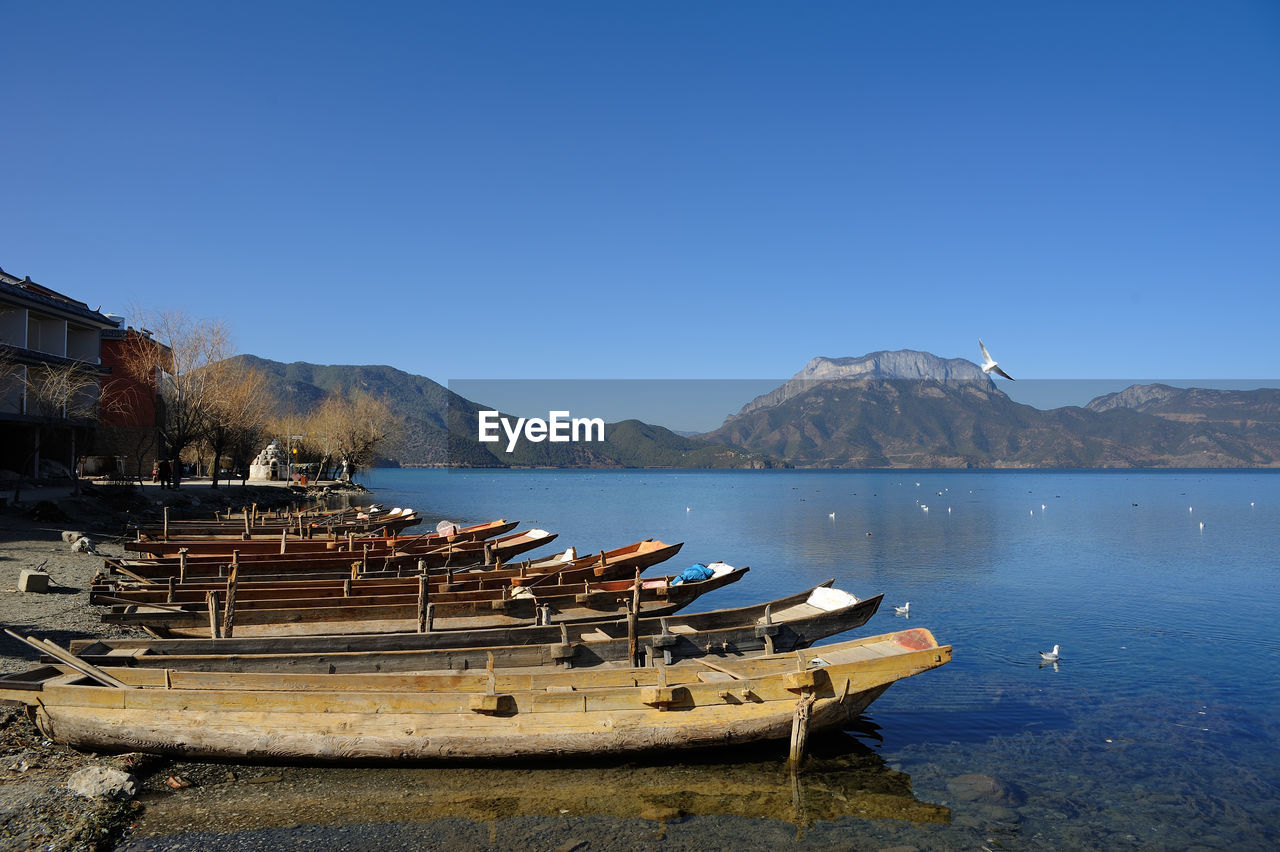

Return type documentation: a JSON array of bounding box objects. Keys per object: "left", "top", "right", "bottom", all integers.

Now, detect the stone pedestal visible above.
[{"left": 19, "top": 570, "right": 50, "bottom": 593}]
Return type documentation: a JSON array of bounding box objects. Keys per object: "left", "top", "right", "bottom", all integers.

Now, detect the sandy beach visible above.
[{"left": 0, "top": 479, "right": 328, "bottom": 850}]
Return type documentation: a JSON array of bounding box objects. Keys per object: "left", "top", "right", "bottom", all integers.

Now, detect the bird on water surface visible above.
[
  {"left": 894, "top": 602, "right": 910, "bottom": 616},
  {"left": 979, "top": 339, "right": 1015, "bottom": 381},
  {"left": 1040, "top": 644, "right": 1061, "bottom": 663}
]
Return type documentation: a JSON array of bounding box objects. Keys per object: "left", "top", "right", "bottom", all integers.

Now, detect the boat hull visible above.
[{"left": 21, "top": 631, "right": 949, "bottom": 762}]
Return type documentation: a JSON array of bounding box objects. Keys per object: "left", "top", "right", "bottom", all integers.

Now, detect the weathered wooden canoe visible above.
[
  {"left": 90, "top": 540, "right": 687, "bottom": 606},
  {"left": 123, "top": 519, "right": 519, "bottom": 558},
  {"left": 99, "top": 566, "right": 749, "bottom": 637},
  {"left": 0, "top": 628, "right": 951, "bottom": 762},
  {"left": 132, "top": 506, "right": 424, "bottom": 540},
  {"left": 98, "top": 538, "right": 682, "bottom": 588},
  {"left": 75, "top": 586, "right": 882, "bottom": 673},
  {"left": 109, "top": 527, "right": 555, "bottom": 581},
  {"left": 72, "top": 581, "right": 849, "bottom": 655}
]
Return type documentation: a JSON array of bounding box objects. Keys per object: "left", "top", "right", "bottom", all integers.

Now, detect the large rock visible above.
[
  {"left": 67, "top": 765, "right": 138, "bottom": 800},
  {"left": 946, "top": 772, "right": 1023, "bottom": 806}
]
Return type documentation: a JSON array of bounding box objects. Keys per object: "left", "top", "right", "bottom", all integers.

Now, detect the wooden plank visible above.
[{"left": 2, "top": 631, "right": 135, "bottom": 689}]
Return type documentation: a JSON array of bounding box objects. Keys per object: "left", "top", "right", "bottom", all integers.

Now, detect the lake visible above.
[{"left": 123, "top": 468, "right": 1280, "bottom": 850}]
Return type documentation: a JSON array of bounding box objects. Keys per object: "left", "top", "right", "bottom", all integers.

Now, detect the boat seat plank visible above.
[
  {"left": 760, "top": 603, "right": 817, "bottom": 622},
  {"left": 695, "top": 671, "right": 736, "bottom": 683}
]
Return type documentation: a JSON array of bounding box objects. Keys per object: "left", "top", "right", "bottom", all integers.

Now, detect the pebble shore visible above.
[{"left": 0, "top": 480, "right": 315, "bottom": 850}]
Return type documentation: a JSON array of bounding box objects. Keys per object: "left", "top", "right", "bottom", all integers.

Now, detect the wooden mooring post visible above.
[
  {"left": 417, "top": 574, "right": 430, "bottom": 632},
  {"left": 207, "top": 591, "right": 222, "bottom": 639},
  {"left": 788, "top": 693, "right": 815, "bottom": 770},
  {"left": 627, "top": 569, "right": 641, "bottom": 666},
  {"left": 222, "top": 578, "right": 237, "bottom": 638}
]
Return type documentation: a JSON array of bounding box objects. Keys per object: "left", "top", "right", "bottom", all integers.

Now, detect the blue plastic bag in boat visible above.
[{"left": 671, "top": 563, "right": 713, "bottom": 586}]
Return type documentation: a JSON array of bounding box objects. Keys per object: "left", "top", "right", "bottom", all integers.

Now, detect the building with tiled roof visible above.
[{"left": 0, "top": 265, "right": 120, "bottom": 483}]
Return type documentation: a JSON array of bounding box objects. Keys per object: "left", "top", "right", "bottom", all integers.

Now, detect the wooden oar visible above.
[
  {"left": 93, "top": 595, "right": 192, "bottom": 614},
  {"left": 4, "top": 629, "right": 135, "bottom": 689}
]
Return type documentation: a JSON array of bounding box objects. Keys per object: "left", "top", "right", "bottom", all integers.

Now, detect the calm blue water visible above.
[
  {"left": 125, "top": 469, "right": 1280, "bottom": 850},
  {"left": 358, "top": 468, "right": 1280, "bottom": 847}
]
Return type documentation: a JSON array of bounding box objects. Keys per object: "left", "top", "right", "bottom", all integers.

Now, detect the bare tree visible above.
[
  {"left": 99, "top": 361, "right": 159, "bottom": 486},
  {"left": 204, "top": 362, "right": 270, "bottom": 488},
  {"left": 0, "top": 346, "right": 20, "bottom": 399},
  {"left": 11, "top": 360, "right": 99, "bottom": 502},
  {"left": 310, "top": 389, "right": 399, "bottom": 482},
  {"left": 115, "top": 312, "right": 230, "bottom": 488}
]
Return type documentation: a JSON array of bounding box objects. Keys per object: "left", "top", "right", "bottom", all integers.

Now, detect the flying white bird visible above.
[
  {"left": 894, "top": 602, "right": 910, "bottom": 616},
  {"left": 1039, "top": 644, "right": 1061, "bottom": 662},
  {"left": 979, "top": 339, "right": 1015, "bottom": 381}
]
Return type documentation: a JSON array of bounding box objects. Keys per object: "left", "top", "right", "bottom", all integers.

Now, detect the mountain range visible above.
[
  {"left": 232, "top": 355, "right": 777, "bottom": 469},
  {"left": 234, "top": 352, "right": 1280, "bottom": 468}
]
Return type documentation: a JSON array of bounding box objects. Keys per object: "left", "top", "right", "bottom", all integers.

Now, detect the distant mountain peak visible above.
[
  {"left": 1084, "top": 383, "right": 1183, "bottom": 413},
  {"left": 731, "top": 349, "right": 996, "bottom": 420}
]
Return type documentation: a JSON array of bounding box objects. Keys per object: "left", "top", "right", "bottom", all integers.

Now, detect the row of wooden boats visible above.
[
  {"left": 0, "top": 507, "right": 952, "bottom": 765},
  {"left": 130, "top": 503, "right": 426, "bottom": 540}
]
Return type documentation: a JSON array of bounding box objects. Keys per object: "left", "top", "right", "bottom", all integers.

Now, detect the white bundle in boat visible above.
[
  {"left": 707, "top": 562, "right": 736, "bottom": 578},
  {"left": 806, "top": 586, "right": 859, "bottom": 611}
]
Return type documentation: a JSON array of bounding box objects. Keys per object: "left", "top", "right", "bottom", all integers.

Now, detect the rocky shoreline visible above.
[{"left": 0, "top": 481, "right": 343, "bottom": 851}]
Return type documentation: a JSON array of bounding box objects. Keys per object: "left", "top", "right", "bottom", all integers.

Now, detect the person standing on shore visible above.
[{"left": 158, "top": 458, "right": 172, "bottom": 489}]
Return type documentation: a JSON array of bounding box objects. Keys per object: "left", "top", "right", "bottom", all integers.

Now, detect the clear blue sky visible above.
[{"left": 3, "top": 2, "right": 1277, "bottom": 406}]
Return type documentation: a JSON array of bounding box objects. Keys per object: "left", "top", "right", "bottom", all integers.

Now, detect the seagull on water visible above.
[
  {"left": 979, "top": 339, "right": 1015, "bottom": 381},
  {"left": 1039, "top": 644, "right": 1060, "bottom": 663},
  {"left": 828, "top": 512, "right": 836, "bottom": 519},
  {"left": 894, "top": 602, "right": 910, "bottom": 616}
]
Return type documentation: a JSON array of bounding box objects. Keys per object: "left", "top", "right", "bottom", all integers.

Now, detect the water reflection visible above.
[{"left": 122, "top": 733, "right": 948, "bottom": 846}]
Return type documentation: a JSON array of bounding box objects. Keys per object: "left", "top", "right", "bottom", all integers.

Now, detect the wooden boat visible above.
[
  {"left": 99, "top": 566, "right": 750, "bottom": 637},
  {"left": 0, "top": 628, "right": 952, "bottom": 762},
  {"left": 123, "top": 518, "right": 519, "bottom": 558},
  {"left": 99, "top": 538, "right": 681, "bottom": 587},
  {"left": 90, "top": 541, "right": 687, "bottom": 606},
  {"left": 132, "top": 506, "right": 423, "bottom": 539},
  {"left": 109, "top": 527, "right": 556, "bottom": 581},
  {"left": 75, "top": 586, "right": 882, "bottom": 673},
  {"left": 73, "top": 582, "right": 854, "bottom": 655}
]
